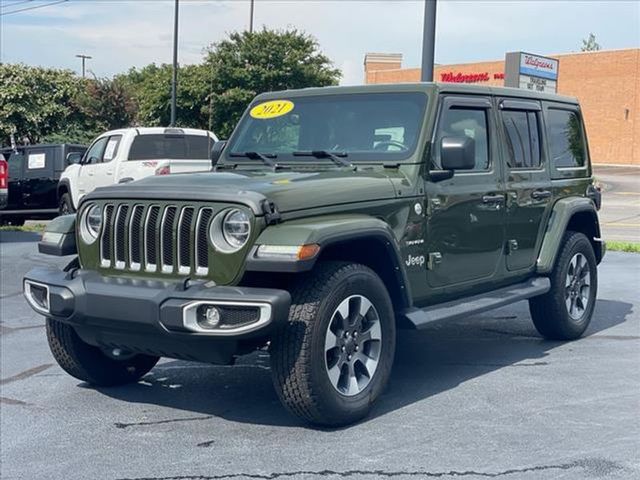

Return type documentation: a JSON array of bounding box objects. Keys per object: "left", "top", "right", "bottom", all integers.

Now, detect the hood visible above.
[{"left": 84, "top": 168, "right": 400, "bottom": 214}]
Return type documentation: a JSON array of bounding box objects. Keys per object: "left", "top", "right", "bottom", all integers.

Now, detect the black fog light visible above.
[{"left": 197, "top": 304, "right": 221, "bottom": 329}]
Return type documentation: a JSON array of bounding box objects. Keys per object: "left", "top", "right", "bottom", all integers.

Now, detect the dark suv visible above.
[{"left": 24, "top": 83, "right": 604, "bottom": 426}]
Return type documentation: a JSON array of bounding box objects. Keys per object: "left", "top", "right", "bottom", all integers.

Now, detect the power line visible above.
[
  {"left": 3, "top": 1, "right": 35, "bottom": 9},
  {"left": 0, "top": 0, "right": 68, "bottom": 17}
]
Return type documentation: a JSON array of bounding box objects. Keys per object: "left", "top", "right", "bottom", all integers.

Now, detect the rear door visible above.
[
  {"left": 498, "top": 98, "right": 552, "bottom": 272},
  {"left": 425, "top": 95, "right": 506, "bottom": 292},
  {"left": 21, "top": 146, "right": 57, "bottom": 210}
]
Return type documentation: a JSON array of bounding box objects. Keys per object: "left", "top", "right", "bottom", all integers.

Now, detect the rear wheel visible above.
[
  {"left": 270, "top": 262, "right": 396, "bottom": 426},
  {"left": 59, "top": 193, "right": 75, "bottom": 215},
  {"left": 529, "top": 231, "right": 597, "bottom": 340},
  {"left": 46, "top": 318, "right": 159, "bottom": 386}
]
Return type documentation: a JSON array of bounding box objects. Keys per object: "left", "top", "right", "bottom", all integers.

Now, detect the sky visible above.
[{"left": 0, "top": 0, "right": 639, "bottom": 85}]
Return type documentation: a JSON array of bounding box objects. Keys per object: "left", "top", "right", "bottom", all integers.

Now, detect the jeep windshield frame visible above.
[{"left": 223, "top": 92, "right": 428, "bottom": 165}]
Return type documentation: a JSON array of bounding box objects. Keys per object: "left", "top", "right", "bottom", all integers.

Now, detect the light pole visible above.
[
  {"left": 75, "top": 54, "right": 92, "bottom": 78},
  {"left": 420, "top": 0, "right": 437, "bottom": 82},
  {"left": 249, "top": 0, "right": 255, "bottom": 33},
  {"left": 170, "top": 0, "right": 179, "bottom": 127}
]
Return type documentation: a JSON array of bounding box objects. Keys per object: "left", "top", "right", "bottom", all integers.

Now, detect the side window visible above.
[
  {"left": 83, "top": 137, "right": 109, "bottom": 164},
  {"left": 435, "top": 107, "right": 489, "bottom": 171},
  {"left": 546, "top": 109, "right": 586, "bottom": 168},
  {"left": 102, "top": 135, "right": 122, "bottom": 163},
  {"left": 502, "top": 110, "right": 541, "bottom": 169}
]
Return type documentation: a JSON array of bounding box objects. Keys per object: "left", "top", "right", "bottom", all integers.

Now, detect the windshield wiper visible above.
[
  {"left": 230, "top": 151, "right": 277, "bottom": 167},
  {"left": 293, "top": 150, "right": 354, "bottom": 169}
]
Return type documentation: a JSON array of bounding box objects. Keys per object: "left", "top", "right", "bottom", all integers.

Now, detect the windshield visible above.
[
  {"left": 226, "top": 92, "right": 427, "bottom": 162},
  {"left": 128, "top": 134, "right": 213, "bottom": 161}
]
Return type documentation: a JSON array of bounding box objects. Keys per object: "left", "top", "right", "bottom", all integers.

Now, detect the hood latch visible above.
[{"left": 261, "top": 200, "right": 282, "bottom": 225}]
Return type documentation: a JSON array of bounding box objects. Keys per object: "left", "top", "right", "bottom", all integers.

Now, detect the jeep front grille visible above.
[{"left": 99, "top": 203, "right": 212, "bottom": 276}]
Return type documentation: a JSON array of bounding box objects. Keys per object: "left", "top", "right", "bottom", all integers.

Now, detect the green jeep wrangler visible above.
[{"left": 24, "top": 83, "right": 604, "bottom": 426}]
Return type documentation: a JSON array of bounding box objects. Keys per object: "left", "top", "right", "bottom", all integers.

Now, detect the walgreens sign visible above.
[{"left": 519, "top": 53, "right": 559, "bottom": 81}]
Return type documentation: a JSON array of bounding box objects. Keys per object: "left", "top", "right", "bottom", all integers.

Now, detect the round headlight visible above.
[
  {"left": 80, "top": 204, "right": 103, "bottom": 244},
  {"left": 223, "top": 209, "right": 251, "bottom": 249},
  {"left": 209, "top": 208, "right": 251, "bottom": 253}
]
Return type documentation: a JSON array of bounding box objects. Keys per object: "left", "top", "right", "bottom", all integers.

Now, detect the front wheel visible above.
[
  {"left": 46, "top": 318, "right": 159, "bottom": 386},
  {"left": 270, "top": 262, "right": 396, "bottom": 427},
  {"left": 529, "top": 231, "right": 598, "bottom": 340}
]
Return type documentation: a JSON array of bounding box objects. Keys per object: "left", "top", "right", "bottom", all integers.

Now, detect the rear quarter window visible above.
[
  {"left": 546, "top": 109, "right": 586, "bottom": 169},
  {"left": 128, "top": 135, "right": 212, "bottom": 161}
]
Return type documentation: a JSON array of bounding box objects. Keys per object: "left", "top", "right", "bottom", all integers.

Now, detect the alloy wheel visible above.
[
  {"left": 565, "top": 253, "right": 591, "bottom": 321},
  {"left": 324, "top": 295, "right": 382, "bottom": 396}
]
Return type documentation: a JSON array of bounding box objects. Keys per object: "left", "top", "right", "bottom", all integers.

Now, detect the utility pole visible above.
[
  {"left": 249, "top": 0, "right": 255, "bottom": 33},
  {"left": 420, "top": 0, "right": 437, "bottom": 82},
  {"left": 170, "top": 0, "right": 179, "bottom": 127},
  {"left": 75, "top": 54, "right": 92, "bottom": 78}
]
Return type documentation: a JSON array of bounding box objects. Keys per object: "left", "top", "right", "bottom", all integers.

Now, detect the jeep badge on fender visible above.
[{"left": 24, "top": 83, "right": 604, "bottom": 427}]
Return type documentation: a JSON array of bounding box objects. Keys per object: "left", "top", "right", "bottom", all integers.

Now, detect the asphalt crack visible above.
[
  {"left": 0, "top": 396, "right": 29, "bottom": 406},
  {"left": 115, "top": 458, "right": 623, "bottom": 479},
  {"left": 0, "top": 364, "right": 53, "bottom": 386},
  {"left": 114, "top": 415, "right": 214, "bottom": 429}
]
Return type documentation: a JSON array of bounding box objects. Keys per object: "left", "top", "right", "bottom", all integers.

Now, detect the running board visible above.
[{"left": 402, "top": 277, "right": 550, "bottom": 329}]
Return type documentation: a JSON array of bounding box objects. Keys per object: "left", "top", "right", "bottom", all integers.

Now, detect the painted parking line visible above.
[
  {"left": 611, "top": 192, "right": 640, "bottom": 196},
  {"left": 602, "top": 223, "right": 640, "bottom": 228}
]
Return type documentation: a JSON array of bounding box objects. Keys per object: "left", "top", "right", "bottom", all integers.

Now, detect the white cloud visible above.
[{"left": 1, "top": 0, "right": 638, "bottom": 81}]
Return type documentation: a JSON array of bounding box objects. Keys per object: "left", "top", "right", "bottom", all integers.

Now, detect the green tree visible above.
[
  {"left": 581, "top": 33, "right": 601, "bottom": 52},
  {"left": 117, "top": 63, "right": 210, "bottom": 129},
  {"left": 204, "top": 29, "right": 341, "bottom": 138},
  {"left": 0, "top": 64, "right": 82, "bottom": 146}
]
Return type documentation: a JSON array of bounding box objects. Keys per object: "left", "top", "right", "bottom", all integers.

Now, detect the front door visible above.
[
  {"left": 425, "top": 95, "right": 505, "bottom": 291},
  {"left": 78, "top": 137, "right": 113, "bottom": 200},
  {"left": 497, "top": 98, "right": 551, "bottom": 271}
]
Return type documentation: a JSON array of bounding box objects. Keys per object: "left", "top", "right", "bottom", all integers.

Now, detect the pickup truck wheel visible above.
[
  {"left": 270, "top": 262, "right": 396, "bottom": 426},
  {"left": 59, "top": 193, "right": 75, "bottom": 215},
  {"left": 529, "top": 231, "right": 597, "bottom": 340},
  {"left": 46, "top": 318, "right": 159, "bottom": 386}
]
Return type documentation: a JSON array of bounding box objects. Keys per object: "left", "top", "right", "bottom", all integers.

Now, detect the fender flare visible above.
[
  {"left": 537, "top": 197, "right": 603, "bottom": 274},
  {"left": 57, "top": 179, "right": 75, "bottom": 209},
  {"left": 245, "top": 214, "right": 412, "bottom": 308}
]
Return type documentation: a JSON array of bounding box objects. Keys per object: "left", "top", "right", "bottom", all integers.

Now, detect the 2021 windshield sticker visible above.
[{"left": 250, "top": 100, "right": 295, "bottom": 119}]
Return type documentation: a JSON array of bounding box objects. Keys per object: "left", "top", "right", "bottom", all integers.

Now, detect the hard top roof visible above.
[{"left": 256, "top": 82, "right": 579, "bottom": 105}]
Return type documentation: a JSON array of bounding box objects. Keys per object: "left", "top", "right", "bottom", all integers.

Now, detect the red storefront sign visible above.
[{"left": 440, "top": 72, "right": 505, "bottom": 83}]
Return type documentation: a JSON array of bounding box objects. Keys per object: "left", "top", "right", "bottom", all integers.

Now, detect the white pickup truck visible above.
[{"left": 58, "top": 127, "right": 218, "bottom": 213}]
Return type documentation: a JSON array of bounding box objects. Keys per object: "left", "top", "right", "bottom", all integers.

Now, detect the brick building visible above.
[{"left": 364, "top": 49, "right": 640, "bottom": 165}]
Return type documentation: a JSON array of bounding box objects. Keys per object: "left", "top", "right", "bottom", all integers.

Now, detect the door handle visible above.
[
  {"left": 531, "top": 190, "right": 551, "bottom": 200},
  {"left": 482, "top": 194, "right": 506, "bottom": 204},
  {"left": 106, "top": 170, "right": 113, "bottom": 175}
]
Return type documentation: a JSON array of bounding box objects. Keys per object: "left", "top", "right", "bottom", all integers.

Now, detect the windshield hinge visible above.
[{"left": 261, "top": 200, "right": 282, "bottom": 225}]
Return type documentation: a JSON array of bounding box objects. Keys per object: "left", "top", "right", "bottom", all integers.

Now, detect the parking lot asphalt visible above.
[
  {"left": 1, "top": 231, "right": 639, "bottom": 480},
  {"left": 594, "top": 165, "right": 640, "bottom": 243}
]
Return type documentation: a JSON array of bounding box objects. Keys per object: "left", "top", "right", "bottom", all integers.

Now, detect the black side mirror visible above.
[
  {"left": 210, "top": 140, "right": 227, "bottom": 168},
  {"left": 66, "top": 152, "right": 83, "bottom": 165},
  {"left": 440, "top": 136, "right": 476, "bottom": 171}
]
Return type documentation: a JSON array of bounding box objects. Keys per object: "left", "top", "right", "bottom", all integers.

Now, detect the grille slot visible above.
[
  {"left": 195, "top": 208, "right": 213, "bottom": 275},
  {"left": 161, "top": 206, "right": 178, "bottom": 273},
  {"left": 100, "top": 205, "right": 115, "bottom": 267},
  {"left": 145, "top": 206, "right": 160, "bottom": 271},
  {"left": 98, "top": 202, "right": 215, "bottom": 276},
  {"left": 114, "top": 205, "right": 130, "bottom": 269},
  {"left": 129, "top": 205, "right": 145, "bottom": 271},
  {"left": 178, "top": 207, "right": 195, "bottom": 274}
]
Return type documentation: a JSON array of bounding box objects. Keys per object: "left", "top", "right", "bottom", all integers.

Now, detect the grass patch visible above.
[
  {"left": 607, "top": 241, "right": 640, "bottom": 253},
  {"left": 0, "top": 223, "right": 47, "bottom": 233}
]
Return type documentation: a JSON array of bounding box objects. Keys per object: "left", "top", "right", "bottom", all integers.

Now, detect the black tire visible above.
[
  {"left": 46, "top": 318, "right": 159, "bottom": 387},
  {"left": 270, "top": 262, "right": 396, "bottom": 427},
  {"left": 529, "top": 231, "right": 598, "bottom": 340},
  {"left": 59, "top": 193, "right": 75, "bottom": 215}
]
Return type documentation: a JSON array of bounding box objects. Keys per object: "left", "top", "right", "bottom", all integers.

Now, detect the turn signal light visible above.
[{"left": 256, "top": 244, "right": 320, "bottom": 261}]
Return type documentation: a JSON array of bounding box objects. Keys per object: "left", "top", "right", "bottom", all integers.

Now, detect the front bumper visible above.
[{"left": 23, "top": 267, "right": 291, "bottom": 364}]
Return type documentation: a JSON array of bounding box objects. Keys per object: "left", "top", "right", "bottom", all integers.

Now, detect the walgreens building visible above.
[{"left": 364, "top": 48, "right": 640, "bottom": 166}]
